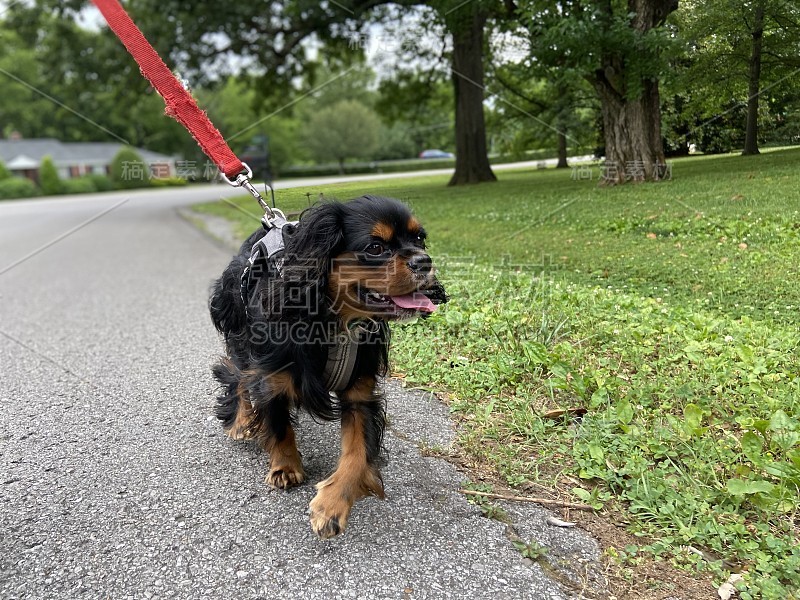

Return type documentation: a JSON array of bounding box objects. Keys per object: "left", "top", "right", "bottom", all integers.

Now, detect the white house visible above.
[{"left": 0, "top": 138, "right": 176, "bottom": 182}]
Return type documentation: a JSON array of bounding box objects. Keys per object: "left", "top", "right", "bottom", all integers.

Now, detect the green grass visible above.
[{"left": 195, "top": 147, "right": 800, "bottom": 599}]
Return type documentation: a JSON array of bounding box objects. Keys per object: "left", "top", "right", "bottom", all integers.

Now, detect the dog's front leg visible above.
[{"left": 309, "top": 376, "right": 385, "bottom": 539}]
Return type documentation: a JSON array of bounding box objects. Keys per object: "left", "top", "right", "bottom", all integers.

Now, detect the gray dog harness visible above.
[
  {"left": 239, "top": 213, "right": 369, "bottom": 393},
  {"left": 240, "top": 211, "right": 296, "bottom": 298}
]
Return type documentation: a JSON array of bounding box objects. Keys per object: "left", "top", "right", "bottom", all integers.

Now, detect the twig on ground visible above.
[{"left": 459, "top": 489, "right": 594, "bottom": 511}]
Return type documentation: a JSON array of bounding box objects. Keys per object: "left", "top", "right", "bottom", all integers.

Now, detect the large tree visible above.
[
  {"left": 440, "top": 2, "right": 498, "bottom": 184},
  {"left": 372, "top": 3, "right": 497, "bottom": 182},
  {"left": 743, "top": 0, "right": 766, "bottom": 154},
  {"left": 304, "top": 100, "right": 381, "bottom": 173},
  {"left": 676, "top": 0, "right": 800, "bottom": 156},
  {"left": 524, "top": 0, "right": 679, "bottom": 184}
]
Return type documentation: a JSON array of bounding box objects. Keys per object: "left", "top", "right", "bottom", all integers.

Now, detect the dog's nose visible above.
[{"left": 407, "top": 253, "right": 433, "bottom": 275}]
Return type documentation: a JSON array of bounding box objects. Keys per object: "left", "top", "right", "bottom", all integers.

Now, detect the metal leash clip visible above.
[{"left": 222, "top": 162, "right": 284, "bottom": 229}]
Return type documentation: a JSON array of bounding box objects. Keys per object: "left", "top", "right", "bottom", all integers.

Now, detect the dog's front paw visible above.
[
  {"left": 265, "top": 464, "right": 304, "bottom": 490},
  {"left": 308, "top": 482, "right": 352, "bottom": 539}
]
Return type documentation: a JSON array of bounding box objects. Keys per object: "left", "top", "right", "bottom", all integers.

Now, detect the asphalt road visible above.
[{"left": 0, "top": 182, "right": 602, "bottom": 599}]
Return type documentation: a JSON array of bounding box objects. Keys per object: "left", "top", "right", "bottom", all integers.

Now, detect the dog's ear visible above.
[{"left": 284, "top": 202, "right": 345, "bottom": 282}]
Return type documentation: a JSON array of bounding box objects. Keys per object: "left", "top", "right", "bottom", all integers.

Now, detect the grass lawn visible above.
[{"left": 195, "top": 148, "right": 800, "bottom": 599}]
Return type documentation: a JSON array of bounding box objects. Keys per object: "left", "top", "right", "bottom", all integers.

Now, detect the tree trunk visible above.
[
  {"left": 447, "top": 8, "right": 496, "bottom": 186},
  {"left": 594, "top": 76, "right": 667, "bottom": 184},
  {"left": 591, "top": 0, "right": 678, "bottom": 184},
  {"left": 743, "top": 0, "right": 765, "bottom": 155},
  {"left": 556, "top": 130, "right": 569, "bottom": 168},
  {"left": 337, "top": 158, "right": 345, "bottom": 175}
]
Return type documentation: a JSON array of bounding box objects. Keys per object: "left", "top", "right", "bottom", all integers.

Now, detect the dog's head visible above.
[{"left": 284, "top": 195, "right": 448, "bottom": 324}]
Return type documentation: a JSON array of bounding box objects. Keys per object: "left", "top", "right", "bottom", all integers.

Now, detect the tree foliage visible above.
[
  {"left": 92, "top": 0, "right": 498, "bottom": 184},
  {"left": 303, "top": 100, "right": 380, "bottom": 173},
  {"left": 376, "top": 71, "right": 455, "bottom": 155},
  {"left": 671, "top": 0, "right": 800, "bottom": 154},
  {"left": 195, "top": 77, "right": 306, "bottom": 175},
  {"left": 1, "top": 6, "right": 193, "bottom": 155},
  {"left": 487, "top": 21, "right": 598, "bottom": 164}
]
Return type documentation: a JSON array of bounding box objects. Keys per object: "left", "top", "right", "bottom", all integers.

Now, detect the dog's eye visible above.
[{"left": 365, "top": 243, "right": 386, "bottom": 256}]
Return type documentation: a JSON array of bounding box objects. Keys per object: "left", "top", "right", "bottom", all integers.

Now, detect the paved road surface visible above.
[{"left": 0, "top": 181, "right": 602, "bottom": 599}]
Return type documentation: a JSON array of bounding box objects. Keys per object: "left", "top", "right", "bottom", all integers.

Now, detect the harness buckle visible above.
[
  {"left": 262, "top": 208, "right": 287, "bottom": 231},
  {"left": 222, "top": 162, "right": 277, "bottom": 222}
]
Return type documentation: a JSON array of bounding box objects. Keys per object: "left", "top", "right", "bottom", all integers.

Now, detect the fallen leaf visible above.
[
  {"left": 738, "top": 243, "right": 748, "bottom": 250},
  {"left": 646, "top": 232, "right": 657, "bottom": 239},
  {"left": 718, "top": 573, "right": 744, "bottom": 600},
  {"left": 546, "top": 515, "right": 576, "bottom": 528},
  {"left": 542, "top": 407, "right": 588, "bottom": 419}
]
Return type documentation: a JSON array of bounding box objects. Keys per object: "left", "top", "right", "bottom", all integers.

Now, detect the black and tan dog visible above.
[{"left": 209, "top": 195, "right": 447, "bottom": 538}]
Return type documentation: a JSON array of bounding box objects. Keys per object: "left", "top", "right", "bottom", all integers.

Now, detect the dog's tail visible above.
[
  {"left": 212, "top": 357, "right": 241, "bottom": 428},
  {"left": 209, "top": 253, "right": 248, "bottom": 337}
]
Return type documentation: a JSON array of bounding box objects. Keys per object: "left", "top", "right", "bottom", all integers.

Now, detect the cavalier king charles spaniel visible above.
[{"left": 209, "top": 195, "right": 447, "bottom": 538}]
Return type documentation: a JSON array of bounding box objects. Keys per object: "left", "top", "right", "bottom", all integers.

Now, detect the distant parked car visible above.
[{"left": 419, "top": 149, "right": 454, "bottom": 159}]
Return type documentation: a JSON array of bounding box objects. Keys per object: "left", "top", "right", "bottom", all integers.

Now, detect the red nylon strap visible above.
[{"left": 91, "top": 0, "right": 244, "bottom": 179}]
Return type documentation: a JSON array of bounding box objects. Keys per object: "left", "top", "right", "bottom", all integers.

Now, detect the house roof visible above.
[
  {"left": 0, "top": 138, "right": 175, "bottom": 167},
  {"left": 6, "top": 154, "right": 40, "bottom": 170}
]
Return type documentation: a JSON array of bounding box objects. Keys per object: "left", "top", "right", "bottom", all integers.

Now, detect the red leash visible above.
[{"left": 91, "top": 0, "right": 273, "bottom": 214}]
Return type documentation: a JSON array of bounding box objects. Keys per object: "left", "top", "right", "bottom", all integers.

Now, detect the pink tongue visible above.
[{"left": 390, "top": 293, "right": 437, "bottom": 313}]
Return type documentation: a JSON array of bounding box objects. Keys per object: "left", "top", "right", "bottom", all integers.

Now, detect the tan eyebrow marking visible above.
[{"left": 371, "top": 222, "right": 394, "bottom": 242}]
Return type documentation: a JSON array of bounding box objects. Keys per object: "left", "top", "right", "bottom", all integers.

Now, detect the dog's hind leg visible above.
[
  {"left": 213, "top": 359, "right": 256, "bottom": 441},
  {"left": 225, "top": 395, "right": 257, "bottom": 441},
  {"left": 309, "top": 376, "right": 385, "bottom": 539}
]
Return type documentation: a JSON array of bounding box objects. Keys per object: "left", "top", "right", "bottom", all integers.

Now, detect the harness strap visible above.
[
  {"left": 91, "top": 0, "right": 244, "bottom": 179},
  {"left": 323, "top": 329, "right": 362, "bottom": 392},
  {"left": 323, "top": 322, "right": 385, "bottom": 392}
]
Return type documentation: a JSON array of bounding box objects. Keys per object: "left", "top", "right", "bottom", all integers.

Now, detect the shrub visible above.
[
  {"left": 0, "top": 160, "right": 12, "bottom": 181},
  {"left": 87, "top": 174, "right": 114, "bottom": 192},
  {"left": 110, "top": 147, "right": 150, "bottom": 189},
  {"left": 150, "top": 176, "right": 187, "bottom": 187},
  {"left": 39, "top": 155, "right": 61, "bottom": 195},
  {"left": 0, "top": 176, "right": 40, "bottom": 200},
  {"left": 62, "top": 176, "right": 98, "bottom": 195}
]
